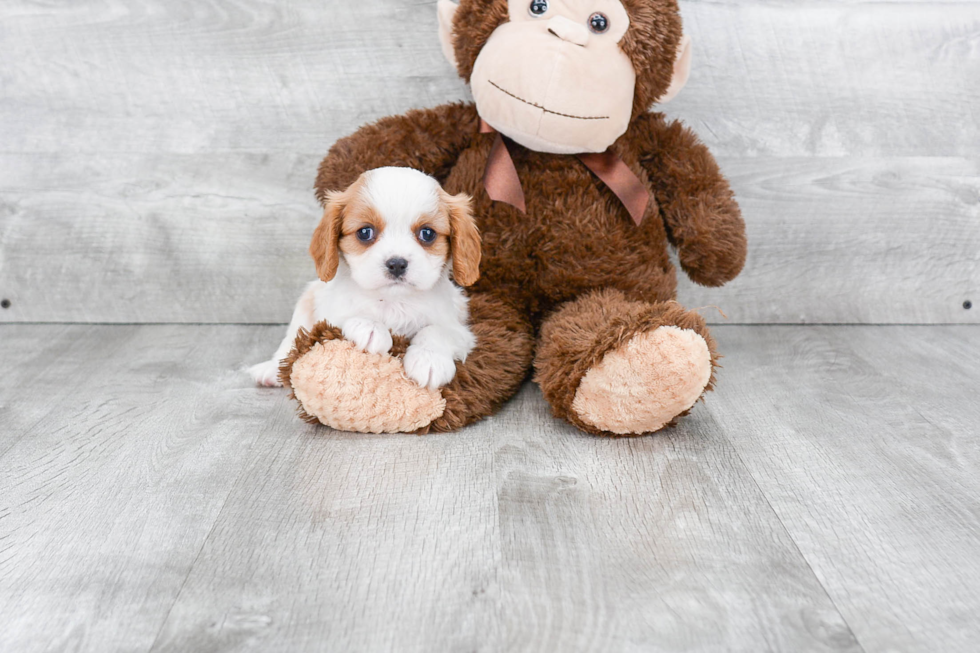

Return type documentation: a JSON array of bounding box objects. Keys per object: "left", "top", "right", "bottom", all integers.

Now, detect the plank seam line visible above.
[
  {"left": 145, "top": 444, "right": 263, "bottom": 652},
  {"left": 716, "top": 430, "right": 872, "bottom": 653},
  {"left": 147, "top": 524, "right": 220, "bottom": 651}
]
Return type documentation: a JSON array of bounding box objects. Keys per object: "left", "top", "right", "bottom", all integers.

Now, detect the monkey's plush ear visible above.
[
  {"left": 659, "top": 35, "right": 693, "bottom": 104},
  {"left": 437, "top": 0, "right": 460, "bottom": 71},
  {"left": 310, "top": 191, "right": 346, "bottom": 283}
]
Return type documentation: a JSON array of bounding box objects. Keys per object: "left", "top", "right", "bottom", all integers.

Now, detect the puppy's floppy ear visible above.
[
  {"left": 310, "top": 190, "right": 346, "bottom": 282},
  {"left": 442, "top": 190, "right": 481, "bottom": 287}
]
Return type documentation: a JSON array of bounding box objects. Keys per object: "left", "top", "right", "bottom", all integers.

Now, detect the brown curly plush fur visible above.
[
  {"left": 421, "top": 292, "right": 535, "bottom": 433},
  {"left": 533, "top": 288, "right": 719, "bottom": 436},
  {"left": 300, "top": 0, "right": 746, "bottom": 435}
]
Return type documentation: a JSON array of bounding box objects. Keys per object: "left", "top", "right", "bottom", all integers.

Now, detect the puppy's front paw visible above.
[
  {"left": 403, "top": 346, "right": 457, "bottom": 390},
  {"left": 342, "top": 318, "right": 394, "bottom": 355},
  {"left": 249, "top": 360, "right": 283, "bottom": 387}
]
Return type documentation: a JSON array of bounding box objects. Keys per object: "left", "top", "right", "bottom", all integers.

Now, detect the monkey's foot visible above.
[
  {"left": 571, "top": 325, "right": 712, "bottom": 435},
  {"left": 534, "top": 290, "right": 718, "bottom": 436}
]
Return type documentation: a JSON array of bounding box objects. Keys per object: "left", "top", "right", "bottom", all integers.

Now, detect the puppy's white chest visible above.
[
  {"left": 312, "top": 277, "right": 456, "bottom": 340},
  {"left": 367, "top": 296, "right": 431, "bottom": 338}
]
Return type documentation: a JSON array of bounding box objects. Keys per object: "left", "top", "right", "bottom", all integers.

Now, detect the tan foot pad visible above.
[
  {"left": 572, "top": 326, "right": 712, "bottom": 435},
  {"left": 289, "top": 340, "right": 446, "bottom": 434}
]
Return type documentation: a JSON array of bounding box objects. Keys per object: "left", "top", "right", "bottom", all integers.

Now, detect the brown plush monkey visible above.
[{"left": 281, "top": 0, "right": 746, "bottom": 435}]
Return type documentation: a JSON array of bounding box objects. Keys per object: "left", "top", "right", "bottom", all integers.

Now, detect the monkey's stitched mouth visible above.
[{"left": 488, "top": 81, "right": 609, "bottom": 121}]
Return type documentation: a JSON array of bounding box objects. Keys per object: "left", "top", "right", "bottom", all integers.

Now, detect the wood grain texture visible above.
[
  {"left": 3, "top": 324, "right": 979, "bottom": 651},
  {"left": 0, "top": 323, "right": 876, "bottom": 653},
  {"left": 668, "top": 2, "right": 980, "bottom": 158},
  {"left": 0, "top": 153, "right": 322, "bottom": 324},
  {"left": 0, "top": 0, "right": 467, "bottom": 155},
  {"left": 488, "top": 387, "right": 860, "bottom": 653},
  {"left": 680, "top": 156, "right": 980, "bottom": 324},
  {"left": 1, "top": 0, "right": 977, "bottom": 324},
  {"left": 0, "top": 325, "right": 124, "bottom": 456},
  {"left": 1, "top": 154, "right": 976, "bottom": 324},
  {"left": 0, "top": 324, "right": 296, "bottom": 653},
  {"left": 0, "top": 0, "right": 975, "bottom": 157},
  {"left": 147, "top": 381, "right": 861, "bottom": 653},
  {"left": 148, "top": 396, "right": 502, "bottom": 653},
  {"left": 708, "top": 324, "right": 980, "bottom": 652}
]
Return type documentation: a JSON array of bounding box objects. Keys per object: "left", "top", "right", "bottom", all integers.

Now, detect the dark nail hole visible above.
[
  {"left": 0, "top": 299, "right": 10, "bottom": 309},
  {"left": 965, "top": 300, "right": 973, "bottom": 310}
]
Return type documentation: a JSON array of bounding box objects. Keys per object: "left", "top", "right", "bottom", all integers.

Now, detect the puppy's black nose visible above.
[{"left": 385, "top": 257, "right": 408, "bottom": 278}]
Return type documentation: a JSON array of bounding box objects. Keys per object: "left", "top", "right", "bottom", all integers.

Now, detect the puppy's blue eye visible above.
[
  {"left": 529, "top": 0, "right": 548, "bottom": 17},
  {"left": 418, "top": 227, "right": 437, "bottom": 244},
  {"left": 356, "top": 226, "right": 375, "bottom": 242}
]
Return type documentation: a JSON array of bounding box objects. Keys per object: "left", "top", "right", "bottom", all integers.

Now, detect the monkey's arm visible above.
[
  {"left": 633, "top": 113, "right": 747, "bottom": 287},
  {"left": 315, "top": 102, "right": 480, "bottom": 203}
]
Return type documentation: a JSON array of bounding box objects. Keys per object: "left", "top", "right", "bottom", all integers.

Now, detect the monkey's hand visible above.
[
  {"left": 635, "top": 114, "right": 747, "bottom": 287},
  {"left": 315, "top": 102, "right": 481, "bottom": 205}
]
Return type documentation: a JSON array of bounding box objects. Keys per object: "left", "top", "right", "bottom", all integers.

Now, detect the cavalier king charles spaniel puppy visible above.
[{"left": 249, "top": 167, "right": 481, "bottom": 390}]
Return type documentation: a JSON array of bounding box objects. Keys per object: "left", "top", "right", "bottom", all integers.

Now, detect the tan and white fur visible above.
[{"left": 249, "top": 167, "right": 481, "bottom": 390}]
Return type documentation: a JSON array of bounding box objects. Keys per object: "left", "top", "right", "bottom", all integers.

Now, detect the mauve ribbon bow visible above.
[{"left": 479, "top": 119, "right": 653, "bottom": 225}]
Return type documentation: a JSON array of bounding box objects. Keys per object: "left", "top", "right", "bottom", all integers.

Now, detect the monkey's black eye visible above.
[
  {"left": 589, "top": 12, "right": 609, "bottom": 33},
  {"left": 356, "top": 226, "right": 375, "bottom": 242},
  {"left": 529, "top": 0, "right": 549, "bottom": 17},
  {"left": 418, "top": 227, "right": 437, "bottom": 244}
]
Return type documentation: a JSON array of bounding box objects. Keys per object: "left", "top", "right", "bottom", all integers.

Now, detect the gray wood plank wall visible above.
[{"left": 0, "top": 0, "right": 977, "bottom": 324}]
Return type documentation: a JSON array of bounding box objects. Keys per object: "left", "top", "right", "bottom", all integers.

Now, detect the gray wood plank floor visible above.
[{"left": 1, "top": 323, "right": 977, "bottom": 652}]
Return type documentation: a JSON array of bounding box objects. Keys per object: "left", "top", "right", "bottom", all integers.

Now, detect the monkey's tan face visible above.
[{"left": 470, "top": 0, "right": 636, "bottom": 154}]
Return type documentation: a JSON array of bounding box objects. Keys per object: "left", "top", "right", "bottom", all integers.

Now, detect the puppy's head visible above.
[{"left": 311, "top": 167, "right": 481, "bottom": 291}]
